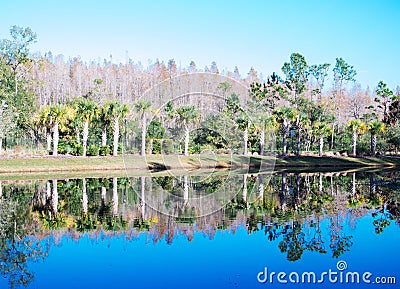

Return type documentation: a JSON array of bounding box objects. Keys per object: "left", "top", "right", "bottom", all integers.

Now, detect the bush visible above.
[
  {"left": 161, "top": 139, "right": 174, "bottom": 154},
  {"left": 87, "top": 144, "right": 100, "bottom": 156},
  {"left": 57, "top": 140, "right": 73, "bottom": 155},
  {"left": 189, "top": 143, "right": 201, "bottom": 154},
  {"left": 152, "top": 140, "right": 162, "bottom": 154},
  {"left": 70, "top": 141, "right": 83, "bottom": 156},
  {"left": 99, "top": 145, "right": 111, "bottom": 156}
]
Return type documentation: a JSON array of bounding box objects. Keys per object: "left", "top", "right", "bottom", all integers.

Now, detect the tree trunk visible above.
[
  {"left": 295, "top": 173, "right": 301, "bottom": 202},
  {"left": 15, "top": 73, "right": 18, "bottom": 95},
  {"left": 113, "top": 117, "right": 120, "bottom": 156},
  {"left": 319, "top": 136, "right": 324, "bottom": 156},
  {"left": 46, "top": 181, "right": 51, "bottom": 200},
  {"left": 369, "top": 173, "right": 376, "bottom": 195},
  {"left": 124, "top": 119, "right": 128, "bottom": 151},
  {"left": 184, "top": 126, "right": 190, "bottom": 156},
  {"left": 53, "top": 121, "right": 59, "bottom": 156},
  {"left": 141, "top": 115, "right": 146, "bottom": 156},
  {"left": 101, "top": 186, "right": 107, "bottom": 206},
  {"left": 319, "top": 173, "right": 323, "bottom": 193},
  {"left": 52, "top": 179, "right": 58, "bottom": 213},
  {"left": 242, "top": 174, "right": 248, "bottom": 204},
  {"left": 183, "top": 175, "right": 189, "bottom": 205},
  {"left": 82, "top": 178, "right": 88, "bottom": 214},
  {"left": 331, "top": 123, "right": 335, "bottom": 150},
  {"left": 280, "top": 172, "right": 287, "bottom": 209},
  {"left": 76, "top": 128, "right": 81, "bottom": 143},
  {"left": 0, "top": 181, "right": 2, "bottom": 201},
  {"left": 243, "top": 127, "right": 248, "bottom": 155},
  {"left": 101, "top": 126, "right": 107, "bottom": 147},
  {"left": 259, "top": 128, "right": 265, "bottom": 156},
  {"left": 0, "top": 137, "right": 2, "bottom": 155},
  {"left": 296, "top": 129, "right": 301, "bottom": 156},
  {"left": 371, "top": 133, "right": 377, "bottom": 156},
  {"left": 352, "top": 131, "right": 357, "bottom": 156},
  {"left": 113, "top": 177, "right": 118, "bottom": 216},
  {"left": 141, "top": 176, "right": 145, "bottom": 219},
  {"left": 149, "top": 139, "right": 153, "bottom": 155},
  {"left": 46, "top": 127, "right": 52, "bottom": 151},
  {"left": 258, "top": 175, "right": 264, "bottom": 201},
  {"left": 82, "top": 121, "right": 89, "bottom": 157},
  {"left": 282, "top": 125, "right": 288, "bottom": 156}
]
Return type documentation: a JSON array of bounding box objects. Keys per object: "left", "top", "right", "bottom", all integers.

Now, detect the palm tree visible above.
[
  {"left": 367, "top": 120, "right": 386, "bottom": 156},
  {"left": 273, "top": 107, "right": 298, "bottom": 156},
  {"left": 74, "top": 98, "right": 98, "bottom": 156},
  {"left": 37, "top": 106, "right": 53, "bottom": 152},
  {"left": 347, "top": 119, "right": 366, "bottom": 156},
  {"left": 176, "top": 105, "right": 200, "bottom": 156},
  {"left": 98, "top": 103, "right": 112, "bottom": 147},
  {"left": 225, "top": 94, "right": 251, "bottom": 155},
  {"left": 50, "top": 104, "right": 73, "bottom": 156},
  {"left": 135, "top": 100, "right": 152, "bottom": 156},
  {"left": 107, "top": 102, "right": 129, "bottom": 156},
  {"left": 313, "top": 122, "right": 332, "bottom": 156}
]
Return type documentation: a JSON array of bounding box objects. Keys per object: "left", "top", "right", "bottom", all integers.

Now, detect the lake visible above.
[{"left": 0, "top": 170, "right": 399, "bottom": 288}]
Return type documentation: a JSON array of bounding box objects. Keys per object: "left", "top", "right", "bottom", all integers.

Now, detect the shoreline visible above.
[{"left": 0, "top": 154, "right": 399, "bottom": 176}]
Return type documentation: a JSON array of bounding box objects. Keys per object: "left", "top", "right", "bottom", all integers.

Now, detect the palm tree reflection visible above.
[{"left": 0, "top": 170, "right": 399, "bottom": 288}]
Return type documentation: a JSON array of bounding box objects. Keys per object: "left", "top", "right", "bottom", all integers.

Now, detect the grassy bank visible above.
[{"left": 0, "top": 154, "right": 399, "bottom": 177}]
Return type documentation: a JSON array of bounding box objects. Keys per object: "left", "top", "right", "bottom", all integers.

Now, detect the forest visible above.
[{"left": 1, "top": 25, "right": 400, "bottom": 158}]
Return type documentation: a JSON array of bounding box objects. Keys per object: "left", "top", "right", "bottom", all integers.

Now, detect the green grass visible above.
[{"left": 0, "top": 154, "right": 399, "bottom": 180}]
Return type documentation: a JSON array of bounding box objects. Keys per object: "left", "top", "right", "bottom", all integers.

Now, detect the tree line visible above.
[{"left": 1, "top": 26, "right": 400, "bottom": 157}]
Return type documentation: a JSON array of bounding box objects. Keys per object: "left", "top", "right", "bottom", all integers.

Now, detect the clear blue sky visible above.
[{"left": 1, "top": 0, "right": 399, "bottom": 90}]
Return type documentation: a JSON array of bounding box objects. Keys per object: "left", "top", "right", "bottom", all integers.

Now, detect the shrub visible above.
[
  {"left": 87, "top": 144, "right": 100, "bottom": 156},
  {"left": 57, "top": 140, "right": 73, "bottom": 155},
  {"left": 69, "top": 141, "right": 83, "bottom": 156},
  {"left": 152, "top": 140, "right": 162, "bottom": 154},
  {"left": 161, "top": 139, "right": 174, "bottom": 154},
  {"left": 99, "top": 145, "right": 111, "bottom": 156}
]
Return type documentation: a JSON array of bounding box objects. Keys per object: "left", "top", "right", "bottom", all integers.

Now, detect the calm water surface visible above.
[{"left": 0, "top": 171, "right": 399, "bottom": 288}]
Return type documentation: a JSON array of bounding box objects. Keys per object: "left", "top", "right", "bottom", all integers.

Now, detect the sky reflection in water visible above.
[{"left": 0, "top": 171, "right": 399, "bottom": 289}]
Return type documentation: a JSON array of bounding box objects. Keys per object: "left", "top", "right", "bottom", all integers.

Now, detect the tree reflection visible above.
[
  {"left": 0, "top": 183, "right": 49, "bottom": 288},
  {"left": 278, "top": 221, "right": 306, "bottom": 262},
  {"left": 306, "top": 217, "right": 327, "bottom": 254},
  {"left": 0, "top": 170, "right": 399, "bottom": 288}
]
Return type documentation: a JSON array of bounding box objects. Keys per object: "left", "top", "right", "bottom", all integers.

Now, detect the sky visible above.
[{"left": 0, "top": 0, "right": 399, "bottom": 90}]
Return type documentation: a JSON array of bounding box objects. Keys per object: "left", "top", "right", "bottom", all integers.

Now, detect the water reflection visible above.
[{"left": 0, "top": 171, "right": 399, "bottom": 288}]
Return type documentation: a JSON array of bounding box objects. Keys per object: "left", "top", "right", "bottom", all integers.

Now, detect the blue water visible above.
[
  {"left": 1, "top": 172, "right": 399, "bottom": 289},
  {"left": 12, "top": 216, "right": 398, "bottom": 289}
]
